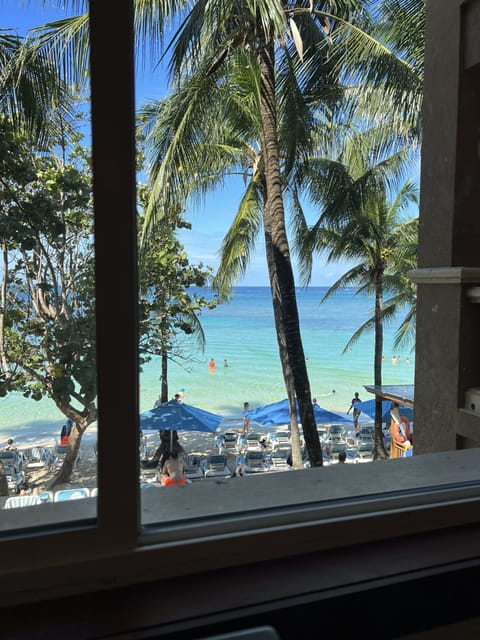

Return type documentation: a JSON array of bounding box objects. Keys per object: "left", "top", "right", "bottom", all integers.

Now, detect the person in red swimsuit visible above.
[{"left": 160, "top": 450, "right": 187, "bottom": 486}]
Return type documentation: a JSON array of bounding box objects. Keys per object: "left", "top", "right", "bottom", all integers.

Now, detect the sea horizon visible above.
[{"left": 0, "top": 285, "right": 415, "bottom": 444}]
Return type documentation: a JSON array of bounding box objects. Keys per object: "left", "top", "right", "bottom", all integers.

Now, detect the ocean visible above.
[{"left": 0, "top": 286, "right": 415, "bottom": 441}]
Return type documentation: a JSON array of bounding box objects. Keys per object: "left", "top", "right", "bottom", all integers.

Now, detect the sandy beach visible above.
[{"left": 7, "top": 418, "right": 281, "bottom": 495}]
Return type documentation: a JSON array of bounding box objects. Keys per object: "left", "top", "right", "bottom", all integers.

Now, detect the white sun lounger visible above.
[
  {"left": 202, "top": 454, "right": 231, "bottom": 479},
  {"left": 4, "top": 495, "right": 43, "bottom": 509}
]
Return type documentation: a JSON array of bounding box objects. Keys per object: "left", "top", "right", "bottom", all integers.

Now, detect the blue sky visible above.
[{"left": 3, "top": 0, "right": 419, "bottom": 287}]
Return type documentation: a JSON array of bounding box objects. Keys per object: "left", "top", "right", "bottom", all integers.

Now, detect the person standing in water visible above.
[{"left": 209, "top": 358, "right": 216, "bottom": 373}]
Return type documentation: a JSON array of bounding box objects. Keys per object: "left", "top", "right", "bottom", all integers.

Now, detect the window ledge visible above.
[{"left": 1, "top": 448, "right": 480, "bottom": 609}]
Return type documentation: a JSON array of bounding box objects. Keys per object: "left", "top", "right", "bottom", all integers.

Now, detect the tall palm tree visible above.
[
  {"left": 138, "top": 41, "right": 326, "bottom": 466},
  {"left": 137, "top": 2, "right": 360, "bottom": 467},
  {"left": 296, "top": 123, "right": 419, "bottom": 457}
]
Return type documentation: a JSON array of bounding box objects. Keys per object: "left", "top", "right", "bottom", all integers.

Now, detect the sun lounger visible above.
[
  {"left": 2, "top": 460, "right": 25, "bottom": 493},
  {"left": 242, "top": 451, "right": 269, "bottom": 473},
  {"left": 53, "top": 488, "right": 90, "bottom": 501},
  {"left": 52, "top": 442, "right": 81, "bottom": 467},
  {"left": 4, "top": 494, "right": 43, "bottom": 509},
  {"left": 216, "top": 431, "right": 240, "bottom": 455},
  {"left": 327, "top": 425, "right": 346, "bottom": 442},
  {"left": 268, "top": 430, "right": 291, "bottom": 451},
  {"left": 354, "top": 439, "right": 374, "bottom": 462},
  {"left": 358, "top": 424, "right": 374, "bottom": 441},
  {"left": 202, "top": 454, "right": 231, "bottom": 479},
  {"left": 183, "top": 454, "right": 204, "bottom": 481},
  {"left": 22, "top": 446, "right": 52, "bottom": 469},
  {"left": 269, "top": 450, "right": 291, "bottom": 471},
  {"left": 324, "top": 440, "right": 347, "bottom": 464},
  {"left": 317, "top": 427, "right": 328, "bottom": 442},
  {"left": 0, "top": 450, "right": 23, "bottom": 472},
  {"left": 239, "top": 433, "right": 266, "bottom": 453}
]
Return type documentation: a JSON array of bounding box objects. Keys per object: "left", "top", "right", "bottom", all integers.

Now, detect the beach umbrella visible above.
[
  {"left": 246, "top": 398, "right": 352, "bottom": 427},
  {"left": 140, "top": 400, "right": 223, "bottom": 433},
  {"left": 355, "top": 399, "right": 414, "bottom": 423}
]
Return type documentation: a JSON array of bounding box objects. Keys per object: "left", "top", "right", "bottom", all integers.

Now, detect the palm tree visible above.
[
  {"left": 137, "top": 3, "right": 354, "bottom": 468},
  {"left": 0, "top": 30, "right": 73, "bottom": 143},
  {"left": 296, "top": 122, "right": 419, "bottom": 458},
  {"left": 137, "top": 42, "right": 331, "bottom": 466}
]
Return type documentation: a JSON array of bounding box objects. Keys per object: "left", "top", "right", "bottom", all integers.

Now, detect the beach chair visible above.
[
  {"left": 53, "top": 442, "right": 81, "bottom": 467},
  {"left": 269, "top": 450, "right": 291, "bottom": 471},
  {"left": 243, "top": 451, "right": 268, "bottom": 473},
  {"left": 327, "top": 425, "right": 346, "bottom": 442},
  {"left": 325, "top": 440, "right": 347, "bottom": 464},
  {"left": 359, "top": 424, "right": 374, "bottom": 441},
  {"left": 4, "top": 494, "right": 43, "bottom": 509},
  {"left": 202, "top": 454, "right": 231, "bottom": 479},
  {"left": 22, "top": 446, "right": 50, "bottom": 470},
  {"left": 240, "top": 433, "right": 265, "bottom": 453},
  {"left": 216, "top": 431, "right": 240, "bottom": 455},
  {"left": 39, "top": 490, "right": 54, "bottom": 503},
  {"left": 53, "top": 487, "right": 90, "bottom": 501},
  {"left": 355, "top": 439, "right": 374, "bottom": 463},
  {"left": 183, "top": 454, "right": 204, "bottom": 481},
  {"left": 269, "top": 430, "right": 291, "bottom": 451},
  {"left": 4, "top": 465, "right": 25, "bottom": 493},
  {"left": 90, "top": 487, "right": 98, "bottom": 497},
  {"left": 317, "top": 427, "right": 328, "bottom": 442},
  {"left": 0, "top": 450, "right": 23, "bottom": 472}
]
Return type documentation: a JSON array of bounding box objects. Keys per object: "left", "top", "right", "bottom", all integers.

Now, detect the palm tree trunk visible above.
[
  {"left": 374, "top": 270, "right": 388, "bottom": 459},
  {"left": 258, "top": 36, "right": 322, "bottom": 468}
]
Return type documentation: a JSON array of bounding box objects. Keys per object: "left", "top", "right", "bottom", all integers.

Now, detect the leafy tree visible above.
[
  {"left": 0, "top": 117, "right": 96, "bottom": 486},
  {"left": 138, "top": 201, "right": 219, "bottom": 404}
]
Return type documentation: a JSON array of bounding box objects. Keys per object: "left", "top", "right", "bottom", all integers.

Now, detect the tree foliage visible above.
[
  {"left": 138, "top": 197, "right": 219, "bottom": 403},
  {"left": 0, "top": 116, "right": 96, "bottom": 486}
]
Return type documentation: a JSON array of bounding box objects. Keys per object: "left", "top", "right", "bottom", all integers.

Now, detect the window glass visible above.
[{"left": 1, "top": 0, "right": 97, "bottom": 527}]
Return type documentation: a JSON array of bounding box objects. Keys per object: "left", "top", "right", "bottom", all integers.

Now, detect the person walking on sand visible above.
[{"left": 347, "top": 391, "right": 362, "bottom": 435}]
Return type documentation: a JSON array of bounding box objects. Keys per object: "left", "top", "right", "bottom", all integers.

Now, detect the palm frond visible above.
[{"left": 212, "top": 178, "right": 264, "bottom": 297}]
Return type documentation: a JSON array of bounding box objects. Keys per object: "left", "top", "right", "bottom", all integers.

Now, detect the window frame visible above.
[{"left": 2, "top": 0, "right": 480, "bottom": 613}]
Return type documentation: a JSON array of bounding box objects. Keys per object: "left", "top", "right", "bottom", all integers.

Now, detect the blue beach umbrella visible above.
[
  {"left": 246, "top": 398, "right": 352, "bottom": 427},
  {"left": 355, "top": 399, "right": 414, "bottom": 423},
  {"left": 140, "top": 400, "right": 223, "bottom": 433}
]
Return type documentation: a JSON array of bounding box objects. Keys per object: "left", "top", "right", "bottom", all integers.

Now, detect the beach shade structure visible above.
[
  {"left": 246, "top": 398, "right": 352, "bottom": 427},
  {"left": 354, "top": 399, "right": 414, "bottom": 423},
  {"left": 140, "top": 400, "right": 223, "bottom": 433}
]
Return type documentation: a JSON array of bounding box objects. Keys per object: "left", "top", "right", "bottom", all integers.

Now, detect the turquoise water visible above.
[{"left": 0, "top": 286, "right": 415, "bottom": 439}]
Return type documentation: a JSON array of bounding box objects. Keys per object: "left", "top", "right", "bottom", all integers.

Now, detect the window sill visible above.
[{"left": 1, "top": 448, "right": 480, "bottom": 608}]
